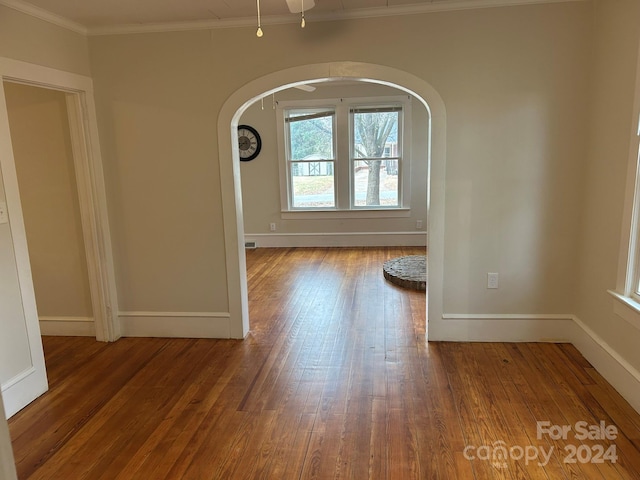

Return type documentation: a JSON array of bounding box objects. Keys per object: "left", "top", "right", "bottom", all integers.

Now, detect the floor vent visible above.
[{"left": 245, "top": 241, "right": 257, "bottom": 249}]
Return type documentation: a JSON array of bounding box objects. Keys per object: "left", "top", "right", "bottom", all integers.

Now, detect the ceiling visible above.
[{"left": 1, "top": 0, "right": 580, "bottom": 34}]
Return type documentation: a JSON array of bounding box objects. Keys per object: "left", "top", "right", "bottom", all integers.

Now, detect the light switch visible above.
[{"left": 0, "top": 202, "right": 7, "bottom": 225}]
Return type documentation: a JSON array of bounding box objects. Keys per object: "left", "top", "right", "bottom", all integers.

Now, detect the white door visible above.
[{"left": 0, "top": 86, "right": 48, "bottom": 417}]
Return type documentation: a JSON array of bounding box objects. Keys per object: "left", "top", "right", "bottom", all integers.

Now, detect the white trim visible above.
[
  {"left": 571, "top": 316, "right": 640, "bottom": 414},
  {"left": 0, "top": 0, "right": 87, "bottom": 35},
  {"left": 280, "top": 208, "right": 412, "bottom": 219},
  {"left": 0, "top": 58, "right": 92, "bottom": 92},
  {"left": 0, "top": 57, "right": 119, "bottom": 343},
  {"left": 442, "top": 313, "right": 575, "bottom": 320},
  {"left": 0, "top": 366, "right": 44, "bottom": 418},
  {"left": 431, "top": 314, "right": 575, "bottom": 342},
  {"left": 39, "top": 316, "right": 94, "bottom": 322},
  {"left": 245, "top": 231, "right": 426, "bottom": 248},
  {"left": 218, "top": 62, "right": 446, "bottom": 340},
  {"left": 39, "top": 316, "right": 95, "bottom": 337},
  {"left": 608, "top": 290, "right": 640, "bottom": 331},
  {"left": 0, "top": 367, "right": 36, "bottom": 392},
  {"left": 119, "top": 311, "right": 229, "bottom": 318},
  {"left": 85, "top": 0, "right": 587, "bottom": 36},
  {"left": 119, "top": 311, "right": 232, "bottom": 339}
]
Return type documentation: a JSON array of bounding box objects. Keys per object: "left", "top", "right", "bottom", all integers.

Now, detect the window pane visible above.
[
  {"left": 353, "top": 160, "right": 399, "bottom": 207},
  {"left": 291, "top": 161, "right": 335, "bottom": 208},
  {"left": 287, "top": 109, "right": 334, "bottom": 161},
  {"left": 353, "top": 110, "right": 399, "bottom": 159}
]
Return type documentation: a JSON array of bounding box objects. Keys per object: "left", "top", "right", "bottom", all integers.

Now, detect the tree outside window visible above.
[
  {"left": 351, "top": 106, "right": 401, "bottom": 207},
  {"left": 280, "top": 97, "right": 408, "bottom": 212}
]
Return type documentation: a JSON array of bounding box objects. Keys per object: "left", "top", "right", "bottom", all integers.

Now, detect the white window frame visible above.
[
  {"left": 283, "top": 106, "right": 337, "bottom": 210},
  {"left": 610, "top": 49, "right": 640, "bottom": 332},
  {"left": 276, "top": 95, "right": 412, "bottom": 218},
  {"left": 349, "top": 103, "right": 404, "bottom": 209},
  {"left": 627, "top": 121, "right": 640, "bottom": 303}
]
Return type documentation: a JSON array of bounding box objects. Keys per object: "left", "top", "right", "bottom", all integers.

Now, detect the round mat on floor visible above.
[{"left": 383, "top": 255, "right": 426, "bottom": 291}]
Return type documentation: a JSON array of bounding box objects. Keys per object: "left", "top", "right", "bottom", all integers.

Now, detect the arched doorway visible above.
[{"left": 217, "top": 62, "right": 446, "bottom": 339}]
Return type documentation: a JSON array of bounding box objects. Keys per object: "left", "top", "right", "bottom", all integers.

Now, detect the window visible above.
[
  {"left": 351, "top": 106, "right": 402, "bottom": 207},
  {"left": 612, "top": 108, "right": 640, "bottom": 316},
  {"left": 629, "top": 134, "right": 640, "bottom": 303},
  {"left": 278, "top": 96, "right": 411, "bottom": 213},
  {"left": 285, "top": 107, "right": 336, "bottom": 208},
  {"left": 608, "top": 83, "right": 640, "bottom": 330}
]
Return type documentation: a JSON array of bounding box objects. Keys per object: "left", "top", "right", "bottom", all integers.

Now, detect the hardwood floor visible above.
[{"left": 8, "top": 247, "right": 640, "bottom": 479}]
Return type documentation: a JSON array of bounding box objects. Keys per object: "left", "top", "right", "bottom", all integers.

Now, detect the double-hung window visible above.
[
  {"left": 628, "top": 132, "right": 640, "bottom": 304},
  {"left": 278, "top": 96, "right": 411, "bottom": 214},
  {"left": 611, "top": 100, "right": 640, "bottom": 328},
  {"left": 284, "top": 107, "right": 336, "bottom": 208},
  {"left": 351, "top": 105, "right": 402, "bottom": 208}
]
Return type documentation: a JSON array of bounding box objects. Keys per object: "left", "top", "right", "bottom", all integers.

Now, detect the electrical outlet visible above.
[
  {"left": 0, "top": 202, "right": 7, "bottom": 225},
  {"left": 487, "top": 272, "right": 499, "bottom": 289},
  {"left": 416, "top": 220, "right": 423, "bottom": 230},
  {"left": 269, "top": 223, "right": 276, "bottom": 232}
]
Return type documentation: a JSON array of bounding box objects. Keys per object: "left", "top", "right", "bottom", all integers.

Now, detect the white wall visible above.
[
  {"left": 574, "top": 0, "right": 640, "bottom": 403},
  {"left": 239, "top": 82, "right": 428, "bottom": 245},
  {"left": 0, "top": 5, "right": 90, "bottom": 76},
  {"left": 88, "top": 2, "right": 591, "bottom": 329}
]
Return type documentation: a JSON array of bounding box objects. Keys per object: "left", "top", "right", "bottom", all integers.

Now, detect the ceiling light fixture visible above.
[
  {"left": 257, "top": 0, "right": 316, "bottom": 37},
  {"left": 256, "top": 0, "right": 263, "bottom": 37}
]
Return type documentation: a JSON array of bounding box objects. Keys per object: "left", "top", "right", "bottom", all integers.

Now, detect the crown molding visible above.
[
  {"left": 1, "top": 0, "right": 588, "bottom": 37},
  {"left": 0, "top": 0, "right": 87, "bottom": 34},
  {"left": 88, "top": 0, "right": 591, "bottom": 36}
]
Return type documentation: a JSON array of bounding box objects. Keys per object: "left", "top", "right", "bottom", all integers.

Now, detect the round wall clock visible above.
[{"left": 237, "top": 124, "right": 262, "bottom": 161}]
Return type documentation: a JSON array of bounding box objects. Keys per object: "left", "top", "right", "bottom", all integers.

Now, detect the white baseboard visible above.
[
  {"left": 570, "top": 315, "right": 640, "bottom": 414},
  {"left": 431, "top": 314, "right": 575, "bottom": 342},
  {"left": 1, "top": 366, "right": 46, "bottom": 418},
  {"left": 118, "top": 311, "right": 232, "bottom": 338},
  {"left": 431, "top": 313, "right": 640, "bottom": 414},
  {"left": 244, "top": 232, "right": 427, "bottom": 248},
  {"left": 39, "top": 316, "right": 95, "bottom": 337}
]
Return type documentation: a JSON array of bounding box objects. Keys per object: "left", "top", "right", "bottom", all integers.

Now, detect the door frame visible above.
[
  {"left": 217, "top": 62, "right": 446, "bottom": 339},
  {"left": 0, "top": 57, "right": 119, "bottom": 415}
]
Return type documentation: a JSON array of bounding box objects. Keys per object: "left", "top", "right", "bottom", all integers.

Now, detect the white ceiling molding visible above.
[
  {"left": 0, "top": 0, "right": 87, "bottom": 35},
  {"left": 1, "top": 0, "right": 588, "bottom": 37}
]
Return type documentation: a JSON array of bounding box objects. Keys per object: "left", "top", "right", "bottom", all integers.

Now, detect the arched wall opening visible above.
[{"left": 217, "top": 62, "right": 446, "bottom": 339}]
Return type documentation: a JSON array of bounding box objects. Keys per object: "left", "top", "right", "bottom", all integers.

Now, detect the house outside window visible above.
[{"left": 284, "top": 107, "right": 336, "bottom": 208}]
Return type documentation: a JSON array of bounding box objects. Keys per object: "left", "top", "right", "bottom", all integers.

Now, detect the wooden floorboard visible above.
[{"left": 8, "top": 246, "right": 640, "bottom": 479}]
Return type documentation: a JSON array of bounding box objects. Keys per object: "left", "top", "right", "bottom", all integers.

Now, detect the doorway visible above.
[
  {"left": 0, "top": 57, "right": 118, "bottom": 418},
  {"left": 3, "top": 82, "right": 95, "bottom": 337},
  {"left": 217, "top": 62, "right": 446, "bottom": 339}
]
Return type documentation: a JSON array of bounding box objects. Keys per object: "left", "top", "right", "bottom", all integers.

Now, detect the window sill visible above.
[
  {"left": 281, "top": 208, "right": 411, "bottom": 220},
  {"left": 608, "top": 290, "right": 640, "bottom": 332}
]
